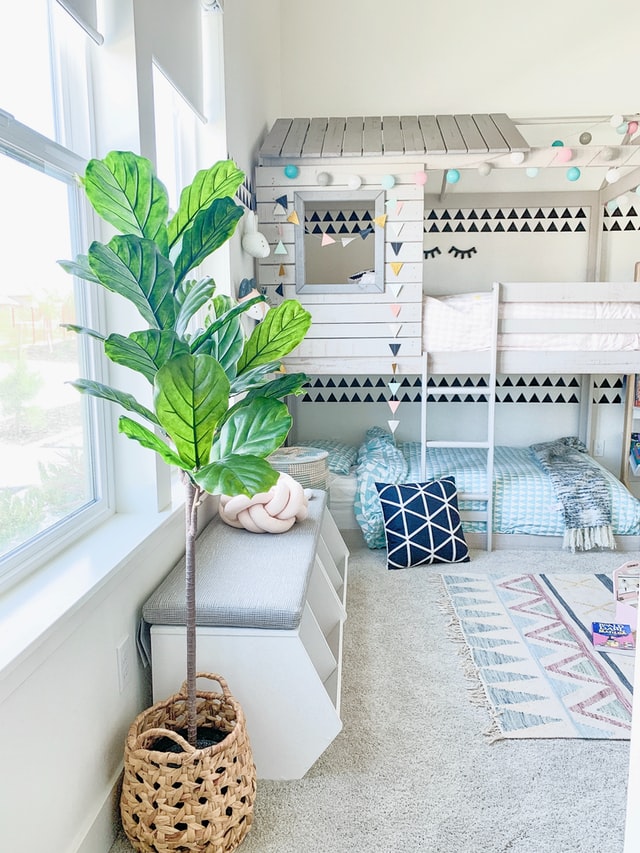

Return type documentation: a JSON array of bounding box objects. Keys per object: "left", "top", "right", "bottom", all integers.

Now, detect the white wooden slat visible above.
[
  {"left": 306, "top": 302, "right": 421, "bottom": 323},
  {"left": 305, "top": 323, "right": 421, "bottom": 339},
  {"left": 256, "top": 201, "right": 295, "bottom": 223},
  {"left": 500, "top": 281, "right": 640, "bottom": 302},
  {"left": 400, "top": 116, "right": 426, "bottom": 155},
  {"left": 280, "top": 285, "right": 422, "bottom": 304},
  {"left": 384, "top": 242, "right": 424, "bottom": 263},
  {"left": 280, "top": 118, "right": 310, "bottom": 158},
  {"left": 294, "top": 337, "right": 422, "bottom": 358},
  {"left": 472, "top": 114, "right": 511, "bottom": 152},
  {"left": 384, "top": 261, "right": 422, "bottom": 283},
  {"left": 258, "top": 264, "right": 296, "bottom": 285},
  {"left": 436, "top": 115, "right": 467, "bottom": 154},
  {"left": 384, "top": 198, "right": 424, "bottom": 221},
  {"left": 342, "top": 117, "right": 364, "bottom": 156},
  {"left": 255, "top": 167, "right": 428, "bottom": 193},
  {"left": 286, "top": 355, "right": 425, "bottom": 375},
  {"left": 382, "top": 115, "right": 404, "bottom": 155},
  {"left": 259, "top": 118, "right": 292, "bottom": 159},
  {"left": 455, "top": 115, "right": 489, "bottom": 154},
  {"left": 302, "top": 117, "right": 328, "bottom": 157},
  {"left": 501, "top": 318, "right": 640, "bottom": 334},
  {"left": 259, "top": 223, "right": 295, "bottom": 244},
  {"left": 363, "top": 116, "right": 383, "bottom": 155},
  {"left": 259, "top": 246, "right": 294, "bottom": 266},
  {"left": 322, "top": 117, "right": 347, "bottom": 157},
  {"left": 418, "top": 116, "right": 446, "bottom": 153},
  {"left": 490, "top": 113, "right": 530, "bottom": 152}
]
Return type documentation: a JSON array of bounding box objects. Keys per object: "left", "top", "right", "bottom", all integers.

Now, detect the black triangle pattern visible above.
[
  {"left": 298, "top": 375, "right": 625, "bottom": 404},
  {"left": 423, "top": 206, "right": 594, "bottom": 233}
]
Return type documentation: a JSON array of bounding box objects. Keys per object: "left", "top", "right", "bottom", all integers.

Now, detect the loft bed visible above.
[{"left": 289, "top": 279, "right": 640, "bottom": 552}]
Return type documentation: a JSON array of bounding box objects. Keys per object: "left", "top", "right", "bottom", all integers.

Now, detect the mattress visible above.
[
  {"left": 423, "top": 291, "right": 640, "bottom": 352},
  {"left": 354, "top": 438, "right": 640, "bottom": 549}
]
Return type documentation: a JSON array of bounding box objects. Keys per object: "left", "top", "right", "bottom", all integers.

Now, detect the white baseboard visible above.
[{"left": 71, "top": 769, "right": 123, "bottom": 853}]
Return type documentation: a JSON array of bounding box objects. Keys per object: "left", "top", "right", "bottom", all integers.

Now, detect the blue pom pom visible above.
[
  {"left": 446, "top": 169, "right": 460, "bottom": 184},
  {"left": 566, "top": 167, "right": 581, "bottom": 182},
  {"left": 284, "top": 164, "right": 299, "bottom": 179}
]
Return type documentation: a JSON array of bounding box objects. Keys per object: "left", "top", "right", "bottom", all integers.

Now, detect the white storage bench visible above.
[{"left": 142, "top": 490, "right": 349, "bottom": 780}]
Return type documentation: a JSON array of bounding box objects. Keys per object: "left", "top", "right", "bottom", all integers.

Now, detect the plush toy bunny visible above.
[{"left": 241, "top": 210, "right": 270, "bottom": 258}]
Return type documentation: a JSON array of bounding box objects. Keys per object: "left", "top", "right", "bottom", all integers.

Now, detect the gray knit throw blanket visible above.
[{"left": 531, "top": 436, "right": 616, "bottom": 552}]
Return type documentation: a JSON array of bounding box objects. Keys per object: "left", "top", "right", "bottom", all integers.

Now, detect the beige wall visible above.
[{"left": 278, "top": 0, "right": 638, "bottom": 118}]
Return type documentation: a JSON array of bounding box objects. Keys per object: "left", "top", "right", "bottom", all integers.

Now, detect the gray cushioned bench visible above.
[
  {"left": 142, "top": 489, "right": 349, "bottom": 780},
  {"left": 143, "top": 490, "right": 326, "bottom": 632}
]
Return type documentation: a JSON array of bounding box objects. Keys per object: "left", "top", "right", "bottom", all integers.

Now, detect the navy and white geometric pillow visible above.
[{"left": 375, "top": 477, "right": 470, "bottom": 569}]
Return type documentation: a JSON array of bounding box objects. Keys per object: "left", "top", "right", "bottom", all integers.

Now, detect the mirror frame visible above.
[{"left": 293, "top": 189, "right": 386, "bottom": 294}]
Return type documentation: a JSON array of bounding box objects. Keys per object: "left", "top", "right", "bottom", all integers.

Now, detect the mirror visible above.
[{"left": 294, "top": 190, "right": 385, "bottom": 293}]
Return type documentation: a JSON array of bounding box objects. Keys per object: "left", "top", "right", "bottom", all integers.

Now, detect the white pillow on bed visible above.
[{"left": 422, "top": 292, "right": 493, "bottom": 351}]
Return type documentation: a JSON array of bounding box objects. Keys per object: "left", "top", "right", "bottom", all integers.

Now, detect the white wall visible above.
[{"left": 278, "top": 0, "right": 639, "bottom": 118}]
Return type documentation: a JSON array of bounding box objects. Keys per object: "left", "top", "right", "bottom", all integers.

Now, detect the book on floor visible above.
[{"left": 592, "top": 621, "right": 636, "bottom": 654}]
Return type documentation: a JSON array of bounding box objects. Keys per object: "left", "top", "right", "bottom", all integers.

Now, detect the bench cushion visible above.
[{"left": 142, "top": 490, "right": 326, "bottom": 631}]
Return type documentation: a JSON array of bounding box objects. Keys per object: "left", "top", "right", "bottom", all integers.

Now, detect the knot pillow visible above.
[{"left": 219, "top": 472, "right": 310, "bottom": 534}]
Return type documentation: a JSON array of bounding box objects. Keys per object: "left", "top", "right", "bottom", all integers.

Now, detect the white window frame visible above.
[{"left": 0, "top": 116, "right": 113, "bottom": 591}]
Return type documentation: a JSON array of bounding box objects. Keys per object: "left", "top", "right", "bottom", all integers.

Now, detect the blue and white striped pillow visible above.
[
  {"left": 298, "top": 440, "right": 358, "bottom": 475},
  {"left": 375, "top": 478, "right": 470, "bottom": 569}
]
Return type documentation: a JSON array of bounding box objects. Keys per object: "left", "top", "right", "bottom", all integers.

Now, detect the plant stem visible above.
[{"left": 184, "top": 474, "right": 202, "bottom": 746}]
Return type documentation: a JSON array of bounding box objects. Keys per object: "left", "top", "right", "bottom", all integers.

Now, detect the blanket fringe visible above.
[
  {"left": 436, "top": 576, "right": 505, "bottom": 743},
  {"left": 563, "top": 524, "right": 616, "bottom": 552}
]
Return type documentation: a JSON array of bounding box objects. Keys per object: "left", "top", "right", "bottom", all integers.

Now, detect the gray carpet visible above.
[{"left": 110, "top": 532, "right": 634, "bottom": 853}]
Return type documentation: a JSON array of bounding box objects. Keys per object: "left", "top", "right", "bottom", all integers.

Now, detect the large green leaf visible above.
[
  {"left": 58, "top": 255, "right": 101, "bottom": 283},
  {"left": 175, "top": 277, "right": 217, "bottom": 338},
  {"left": 70, "top": 379, "right": 159, "bottom": 425},
  {"left": 229, "top": 361, "right": 282, "bottom": 396},
  {"left": 193, "top": 454, "right": 279, "bottom": 497},
  {"left": 154, "top": 353, "right": 230, "bottom": 470},
  {"left": 88, "top": 235, "right": 176, "bottom": 329},
  {"left": 104, "top": 330, "right": 189, "bottom": 383},
  {"left": 82, "top": 151, "right": 169, "bottom": 253},
  {"left": 212, "top": 397, "right": 291, "bottom": 460},
  {"left": 190, "top": 294, "right": 265, "bottom": 353},
  {"left": 194, "top": 317, "right": 243, "bottom": 379},
  {"left": 167, "top": 160, "right": 244, "bottom": 249},
  {"left": 61, "top": 323, "right": 106, "bottom": 342},
  {"left": 118, "top": 416, "right": 186, "bottom": 469},
  {"left": 241, "top": 372, "right": 309, "bottom": 402},
  {"left": 173, "top": 197, "right": 243, "bottom": 288},
  {"left": 236, "top": 300, "right": 312, "bottom": 374}
]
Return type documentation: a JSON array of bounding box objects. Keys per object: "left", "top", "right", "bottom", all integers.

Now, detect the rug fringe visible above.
[
  {"left": 563, "top": 525, "right": 616, "bottom": 552},
  {"left": 436, "top": 576, "right": 504, "bottom": 743}
]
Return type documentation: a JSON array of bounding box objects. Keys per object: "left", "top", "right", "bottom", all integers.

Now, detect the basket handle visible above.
[
  {"left": 178, "top": 672, "right": 231, "bottom": 698},
  {"left": 133, "top": 726, "right": 195, "bottom": 753}
]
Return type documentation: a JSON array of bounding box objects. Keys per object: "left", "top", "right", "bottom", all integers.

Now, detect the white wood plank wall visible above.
[{"left": 255, "top": 163, "right": 425, "bottom": 373}]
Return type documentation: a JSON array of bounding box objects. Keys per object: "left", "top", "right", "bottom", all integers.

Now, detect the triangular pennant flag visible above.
[
  {"left": 388, "top": 323, "right": 402, "bottom": 337},
  {"left": 359, "top": 226, "right": 373, "bottom": 239},
  {"left": 286, "top": 210, "right": 300, "bottom": 225},
  {"left": 321, "top": 233, "right": 335, "bottom": 246},
  {"left": 388, "top": 380, "right": 400, "bottom": 395},
  {"left": 374, "top": 214, "right": 387, "bottom": 228},
  {"left": 388, "top": 282, "right": 403, "bottom": 297},
  {"left": 274, "top": 240, "right": 287, "bottom": 255},
  {"left": 389, "top": 343, "right": 401, "bottom": 356},
  {"left": 388, "top": 222, "right": 404, "bottom": 238},
  {"left": 275, "top": 283, "right": 284, "bottom": 296},
  {"left": 275, "top": 194, "right": 288, "bottom": 210},
  {"left": 278, "top": 263, "right": 285, "bottom": 276},
  {"left": 387, "top": 399, "right": 401, "bottom": 414},
  {"left": 388, "top": 419, "right": 400, "bottom": 433},
  {"left": 390, "top": 304, "right": 401, "bottom": 317},
  {"left": 390, "top": 242, "right": 402, "bottom": 255},
  {"left": 390, "top": 262, "right": 404, "bottom": 277},
  {"left": 385, "top": 197, "right": 397, "bottom": 210},
  {"left": 341, "top": 236, "right": 356, "bottom": 247},
  {"left": 391, "top": 362, "right": 398, "bottom": 374}
]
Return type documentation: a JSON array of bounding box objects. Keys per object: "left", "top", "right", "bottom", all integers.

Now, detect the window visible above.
[{"left": 0, "top": 2, "right": 109, "bottom": 588}]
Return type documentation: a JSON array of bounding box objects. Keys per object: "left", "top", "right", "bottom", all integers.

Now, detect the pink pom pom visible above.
[
  {"left": 555, "top": 147, "right": 574, "bottom": 163},
  {"left": 628, "top": 121, "right": 639, "bottom": 136},
  {"left": 414, "top": 170, "right": 428, "bottom": 186}
]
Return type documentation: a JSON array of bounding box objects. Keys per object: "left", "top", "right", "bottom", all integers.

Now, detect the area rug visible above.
[{"left": 440, "top": 573, "right": 635, "bottom": 740}]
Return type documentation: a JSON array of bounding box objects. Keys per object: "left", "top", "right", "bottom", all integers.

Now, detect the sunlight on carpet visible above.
[{"left": 440, "top": 573, "right": 635, "bottom": 740}]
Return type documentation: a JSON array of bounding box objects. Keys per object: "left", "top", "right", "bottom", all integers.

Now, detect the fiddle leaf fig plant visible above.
[{"left": 61, "top": 150, "right": 311, "bottom": 744}]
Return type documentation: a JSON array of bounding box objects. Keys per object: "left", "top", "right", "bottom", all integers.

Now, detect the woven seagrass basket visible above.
[{"left": 120, "top": 673, "right": 256, "bottom": 853}]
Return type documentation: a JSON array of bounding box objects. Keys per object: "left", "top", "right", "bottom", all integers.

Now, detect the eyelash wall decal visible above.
[
  {"left": 423, "top": 247, "right": 441, "bottom": 259},
  {"left": 448, "top": 245, "right": 477, "bottom": 259}
]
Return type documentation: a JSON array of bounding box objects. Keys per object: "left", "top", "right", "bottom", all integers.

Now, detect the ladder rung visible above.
[{"left": 426, "top": 440, "right": 491, "bottom": 449}]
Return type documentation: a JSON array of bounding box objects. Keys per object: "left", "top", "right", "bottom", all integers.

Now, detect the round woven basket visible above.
[{"left": 120, "top": 673, "right": 256, "bottom": 853}]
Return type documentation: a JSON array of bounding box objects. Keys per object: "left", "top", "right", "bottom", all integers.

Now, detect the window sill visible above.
[{"left": 0, "top": 502, "right": 188, "bottom": 700}]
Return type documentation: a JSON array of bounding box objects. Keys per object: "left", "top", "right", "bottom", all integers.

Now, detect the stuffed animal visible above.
[{"left": 241, "top": 210, "right": 270, "bottom": 258}]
